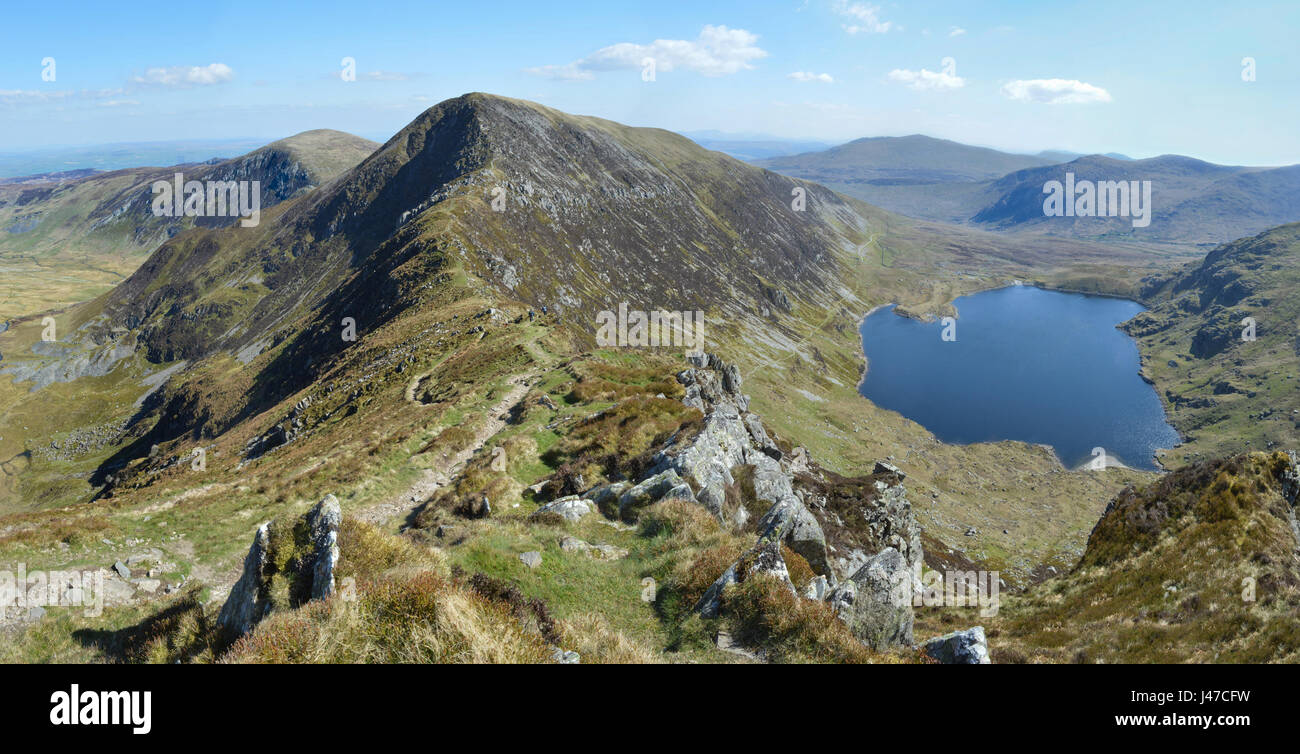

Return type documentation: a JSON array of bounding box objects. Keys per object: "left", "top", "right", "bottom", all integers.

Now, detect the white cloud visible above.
[
  {"left": 788, "top": 71, "right": 833, "bottom": 83},
  {"left": 1001, "top": 78, "right": 1111, "bottom": 104},
  {"left": 949, "top": 27, "right": 967, "bottom": 37},
  {"left": 527, "top": 25, "right": 767, "bottom": 80},
  {"left": 834, "top": 1, "right": 896, "bottom": 34},
  {"left": 97, "top": 99, "right": 141, "bottom": 107},
  {"left": 133, "top": 63, "right": 234, "bottom": 87},
  {"left": 888, "top": 68, "right": 965, "bottom": 90}
]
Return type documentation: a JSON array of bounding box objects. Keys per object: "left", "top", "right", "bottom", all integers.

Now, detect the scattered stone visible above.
[
  {"left": 112, "top": 561, "right": 131, "bottom": 580},
  {"left": 519, "top": 551, "right": 543, "bottom": 569}
]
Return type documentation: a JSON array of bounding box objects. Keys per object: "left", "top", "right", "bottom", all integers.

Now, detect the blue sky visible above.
[{"left": 2, "top": 0, "right": 1297, "bottom": 164}]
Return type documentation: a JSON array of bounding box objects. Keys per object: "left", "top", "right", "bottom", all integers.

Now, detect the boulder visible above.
[
  {"left": 830, "top": 547, "right": 913, "bottom": 650},
  {"left": 923, "top": 626, "right": 991, "bottom": 664},
  {"left": 533, "top": 495, "right": 594, "bottom": 522},
  {"left": 519, "top": 551, "right": 543, "bottom": 569}
]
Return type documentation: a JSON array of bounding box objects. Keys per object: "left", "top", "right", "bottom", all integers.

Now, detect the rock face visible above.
[
  {"left": 923, "top": 626, "right": 991, "bottom": 664},
  {"left": 216, "top": 494, "right": 342, "bottom": 640},
  {"left": 827, "top": 547, "right": 914, "bottom": 650}
]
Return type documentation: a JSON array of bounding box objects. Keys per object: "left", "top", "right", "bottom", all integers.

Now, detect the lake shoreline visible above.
[{"left": 856, "top": 285, "right": 1178, "bottom": 473}]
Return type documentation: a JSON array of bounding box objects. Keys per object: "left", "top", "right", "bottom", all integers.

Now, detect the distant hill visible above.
[
  {"left": 0, "top": 130, "right": 378, "bottom": 318},
  {"left": 1036, "top": 149, "right": 1131, "bottom": 163},
  {"left": 760, "top": 137, "right": 1300, "bottom": 247},
  {"left": 681, "top": 132, "right": 838, "bottom": 161},
  {"left": 759, "top": 134, "right": 1054, "bottom": 184}
]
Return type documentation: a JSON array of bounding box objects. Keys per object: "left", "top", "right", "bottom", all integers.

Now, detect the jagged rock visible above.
[
  {"left": 532, "top": 495, "right": 594, "bottom": 522},
  {"left": 804, "top": 575, "right": 829, "bottom": 601},
  {"left": 829, "top": 547, "right": 913, "bottom": 650},
  {"left": 617, "top": 468, "right": 684, "bottom": 520},
  {"left": 519, "top": 551, "right": 543, "bottom": 569},
  {"left": 217, "top": 523, "right": 271, "bottom": 638},
  {"left": 695, "top": 563, "right": 737, "bottom": 619},
  {"left": 112, "top": 561, "right": 131, "bottom": 580},
  {"left": 307, "top": 494, "right": 341, "bottom": 600},
  {"left": 873, "top": 461, "right": 904, "bottom": 480},
  {"left": 923, "top": 626, "right": 991, "bottom": 664},
  {"left": 755, "top": 496, "right": 831, "bottom": 577}
]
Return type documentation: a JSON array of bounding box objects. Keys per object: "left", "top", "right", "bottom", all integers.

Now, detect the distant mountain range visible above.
[
  {"left": 0, "top": 130, "right": 377, "bottom": 260},
  {"left": 759, "top": 135, "right": 1300, "bottom": 247}
]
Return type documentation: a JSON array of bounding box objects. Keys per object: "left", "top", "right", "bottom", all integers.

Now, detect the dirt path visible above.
[{"left": 357, "top": 373, "right": 537, "bottom": 526}]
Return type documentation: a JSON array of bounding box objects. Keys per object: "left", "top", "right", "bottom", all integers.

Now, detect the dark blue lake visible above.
[{"left": 858, "top": 285, "right": 1179, "bottom": 471}]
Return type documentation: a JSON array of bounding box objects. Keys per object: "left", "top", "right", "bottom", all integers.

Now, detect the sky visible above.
[{"left": 1, "top": 0, "right": 1297, "bottom": 165}]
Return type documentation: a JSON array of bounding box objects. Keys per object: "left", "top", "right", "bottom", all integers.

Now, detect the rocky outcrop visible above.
[
  {"left": 923, "top": 626, "right": 991, "bottom": 664},
  {"left": 545, "top": 352, "right": 919, "bottom": 654},
  {"left": 216, "top": 494, "right": 342, "bottom": 640}
]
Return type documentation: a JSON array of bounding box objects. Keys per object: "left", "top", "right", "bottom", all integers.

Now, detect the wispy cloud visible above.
[
  {"left": 834, "top": 1, "right": 896, "bottom": 34},
  {"left": 527, "top": 25, "right": 767, "bottom": 80},
  {"left": 949, "top": 27, "right": 967, "bottom": 37},
  {"left": 1001, "top": 78, "right": 1111, "bottom": 104},
  {"left": 0, "top": 87, "right": 127, "bottom": 106},
  {"left": 888, "top": 68, "right": 965, "bottom": 90},
  {"left": 133, "top": 63, "right": 234, "bottom": 87},
  {"left": 788, "top": 71, "right": 833, "bottom": 83}
]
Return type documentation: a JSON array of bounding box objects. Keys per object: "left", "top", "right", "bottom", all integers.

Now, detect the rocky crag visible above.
[{"left": 533, "top": 352, "right": 926, "bottom": 651}]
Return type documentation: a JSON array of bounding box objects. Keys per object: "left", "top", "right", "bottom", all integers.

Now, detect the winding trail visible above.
[{"left": 356, "top": 372, "right": 537, "bottom": 526}]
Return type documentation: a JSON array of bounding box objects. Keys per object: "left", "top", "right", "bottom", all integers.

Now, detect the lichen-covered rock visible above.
[
  {"left": 532, "top": 495, "right": 594, "bottom": 522},
  {"left": 755, "top": 495, "right": 831, "bottom": 578},
  {"left": 618, "top": 468, "right": 685, "bottom": 520},
  {"left": 923, "top": 626, "right": 991, "bottom": 664},
  {"left": 829, "top": 547, "right": 913, "bottom": 650}
]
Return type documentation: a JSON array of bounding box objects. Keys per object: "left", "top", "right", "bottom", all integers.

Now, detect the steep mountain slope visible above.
[
  {"left": 0, "top": 130, "right": 378, "bottom": 319},
  {"left": 986, "top": 451, "right": 1300, "bottom": 663},
  {"left": 1119, "top": 222, "right": 1300, "bottom": 463}
]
